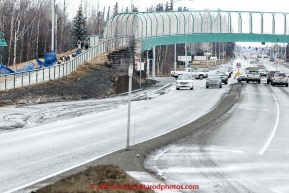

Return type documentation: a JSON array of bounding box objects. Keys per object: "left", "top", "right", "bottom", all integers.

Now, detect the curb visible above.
[
  {"left": 118, "top": 82, "right": 172, "bottom": 97},
  {"left": 118, "top": 88, "right": 144, "bottom": 96}
]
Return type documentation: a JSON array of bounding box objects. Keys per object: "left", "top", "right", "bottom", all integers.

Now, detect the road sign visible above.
[
  {"left": 128, "top": 64, "right": 133, "bottom": 76},
  {"left": 236, "top": 71, "right": 241, "bottom": 76},
  {"left": 274, "top": 60, "right": 279, "bottom": 66},
  {"left": 236, "top": 62, "right": 241, "bottom": 68},
  {"left": 178, "top": 56, "right": 191, "bottom": 62},
  {"left": 135, "top": 62, "right": 144, "bottom": 71}
]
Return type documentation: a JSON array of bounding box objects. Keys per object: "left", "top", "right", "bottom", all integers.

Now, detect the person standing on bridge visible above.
[{"left": 77, "top": 40, "right": 81, "bottom": 49}]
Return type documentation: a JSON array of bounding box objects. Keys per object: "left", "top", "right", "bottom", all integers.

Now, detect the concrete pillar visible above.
[{"left": 146, "top": 49, "right": 149, "bottom": 77}]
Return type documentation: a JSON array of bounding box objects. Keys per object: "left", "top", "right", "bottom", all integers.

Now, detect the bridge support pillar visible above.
[
  {"left": 146, "top": 49, "right": 149, "bottom": 77},
  {"left": 174, "top": 44, "right": 176, "bottom": 71},
  {"left": 152, "top": 46, "right": 155, "bottom": 80},
  {"left": 185, "top": 43, "right": 188, "bottom": 67}
]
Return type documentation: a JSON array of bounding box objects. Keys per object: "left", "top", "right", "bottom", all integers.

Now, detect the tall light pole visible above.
[
  {"left": 172, "top": 0, "right": 193, "bottom": 71},
  {"left": 185, "top": 43, "right": 188, "bottom": 67},
  {"left": 174, "top": 44, "right": 176, "bottom": 71},
  {"left": 126, "top": 64, "right": 133, "bottom": 150},
  {"left": 51, "top": 0, "right": 55, "bottom": 51}
]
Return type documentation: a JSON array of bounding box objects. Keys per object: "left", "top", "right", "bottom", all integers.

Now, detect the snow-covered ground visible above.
[{"left": 0, "top": 82, "right": 170, "bottom": 133}]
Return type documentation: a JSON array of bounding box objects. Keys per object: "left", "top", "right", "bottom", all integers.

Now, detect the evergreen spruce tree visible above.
[
  {"left": 170, "top": 0, "right": 174, "bottom": 10},
  {"left": 70, "top": 6, "right": 88, "bottom": 46}
]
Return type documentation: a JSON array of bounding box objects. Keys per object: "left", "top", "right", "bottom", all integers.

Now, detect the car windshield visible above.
[
  {"left": 276, "top": 73, "right": 286, "bottom": 77},
  {"left": 208, "top": 75, "right": 219, "bottom": 79},
  {"left": 216, "top": 72, "right": 226, "bottom": 76},
  {"left": 259, "top": 69, "right": 266, "bottom": 72},
  {"left": 248, "top": 71, "right": 259, "bottom": 74},
  {"left": 177, "top": 75, "right": 191, "bottom": 80}
]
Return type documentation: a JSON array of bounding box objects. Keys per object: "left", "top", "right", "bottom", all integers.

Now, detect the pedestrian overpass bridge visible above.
[
  {"left": 104, "top": 10, "right": 289, "bottom": 51},
  {"left": 2, "top": 10, "right": 289, "bottom": 90}
]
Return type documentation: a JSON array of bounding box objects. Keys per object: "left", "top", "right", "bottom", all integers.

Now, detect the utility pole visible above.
[
  {"left": 51, "top": 0, "right": 55, "bottom": 51},
  {"left": 126, "top": 64, "right": 133, "bottom": 150},
  {"left": 55, "top": 13, "right": 57, "bottom": 53},
  {"left": 215, "top": 42, "right": 216, "bottom": 65},
  {"left": 185, "top": 43, "right": 188, "bottom": 67},
  {"left": 146, "top": 49, "right": 149, "bottom": 77},
  {"left": 174, "top": 44, "right": 177, "bottom": 71},
  {"left": 152, "top": 46, "right": 155, "bottom": 80},
  {"left": 219, "top": 42, "right": 221, "bottom": 64}
]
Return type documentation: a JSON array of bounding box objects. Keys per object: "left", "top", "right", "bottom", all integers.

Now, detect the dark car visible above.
[
  {"left": 221, "top": 65, "right": 233, "bottom": 77},
  {"left": 267, "top": 71, "right": 280, "bottom": 84},
  {"left": 215, "top": 71, "right": 228, "bottom": 84},
  {"left": 269, "top": 58, "right": 275, "bottom": 62},
  {"left": 206, "top": 75, "right": 222, "bottom": 88}
]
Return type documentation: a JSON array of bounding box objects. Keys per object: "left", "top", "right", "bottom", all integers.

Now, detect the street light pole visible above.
[
  {"left": 51, "top": 0, "right": 55, "bottom": 51},
  {"left": 174, "top": 44, "right": 176, "bottom": 71},
  {"left": 185, "top": 43, "right": 187, "bottom": 67},
  {"left": 126, "top": 64, "right": 133, "bottom": 150},
  {"left": 172, "top": 0, "right": 193, "bottom": 70}
]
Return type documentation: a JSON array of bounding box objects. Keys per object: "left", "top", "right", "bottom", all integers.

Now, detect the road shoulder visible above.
[{"left": 23, "top": 82, "right": 242, "bottom": 193}]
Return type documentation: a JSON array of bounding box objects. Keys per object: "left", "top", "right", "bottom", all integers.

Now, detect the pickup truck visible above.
[
  {"left": 170, "top": 68, "right": 208, "bottom": 79},
  {"left": 246, "top": 70, "right": 261, "bottom": 84}
]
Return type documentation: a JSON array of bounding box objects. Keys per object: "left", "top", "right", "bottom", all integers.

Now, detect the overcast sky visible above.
[
  {"left": 65, "top": 0, "right": 289, "bottom": 47},
  {"left": 65, "top": 0, "right": 289, "bottom": 13}
]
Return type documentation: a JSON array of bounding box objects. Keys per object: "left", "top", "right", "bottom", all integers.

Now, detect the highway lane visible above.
[
  {"left": 0, "top": 69, "right": 233, "bottom": 192},
  {"left": 145, "top": 58, "right": 289, "bottom": 192}
]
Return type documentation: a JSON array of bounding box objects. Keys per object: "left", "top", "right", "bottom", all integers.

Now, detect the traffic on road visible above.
[{"left": 144, "top": 55, "right": 289, "bottom": 193}]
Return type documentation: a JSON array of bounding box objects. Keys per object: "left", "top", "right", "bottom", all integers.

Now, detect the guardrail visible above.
[
  {"left": 0, "top": 41, "right": 106, "bottom": 91},
  {"left": 0, "top": 36, "right": 134, "bottom": 91}
]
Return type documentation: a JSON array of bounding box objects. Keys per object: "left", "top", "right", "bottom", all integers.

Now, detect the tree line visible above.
[
  {"left": 0, "top": 0, "right": 109, "bottom": 67},
  {"left": 1, "top": 0, "right": 287, "bottom": 71}
]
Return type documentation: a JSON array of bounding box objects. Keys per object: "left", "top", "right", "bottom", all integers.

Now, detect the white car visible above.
[{"left": 176, "top": 75, "right": 194, "bottom": 90}]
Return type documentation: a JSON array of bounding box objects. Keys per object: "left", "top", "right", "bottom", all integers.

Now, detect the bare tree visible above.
[{"left": 11, "top": 0, "right": 36, "bottom": 67}]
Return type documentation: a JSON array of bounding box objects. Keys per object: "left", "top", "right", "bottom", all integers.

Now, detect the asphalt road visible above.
[
  {"left": 145, "top": 57, "right": 289, "bottom": 193},
  {"left": 0, "top": 66, "right": 234, "bottom": 192}
]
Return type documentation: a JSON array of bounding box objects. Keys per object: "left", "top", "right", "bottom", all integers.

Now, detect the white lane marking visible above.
[
  {"left": 3, "top": 149, "right": 121, "bottom": 193},
  {"left": 79, "top": 131, "right": 92, "bottom": 135},
  {"left": 33, "top": 141, "right": 47, "bottom": 145},
  {"left": 210, "top": 149, "right": 244, "bottom": 153},
  {"left": 239, "top": 107, "right": 269, "bottom": 111},
  {"left": 82, "top": 120, "right": 96, "bottom": 124},
  {"left": 259, "top": 93, "right": 279, "bottom": 155}
]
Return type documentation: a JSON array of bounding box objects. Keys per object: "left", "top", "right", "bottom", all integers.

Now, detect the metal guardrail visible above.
[{"left": 0, "top": 40, "right": 107, "bottom": 91}]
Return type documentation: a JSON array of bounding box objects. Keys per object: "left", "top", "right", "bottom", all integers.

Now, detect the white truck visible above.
[
  {"left": 170, "top": 68, "right": 208, "bottom": 79},
  {"left": 246, "top": 70, "right": 261, "bottom": 84}
]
